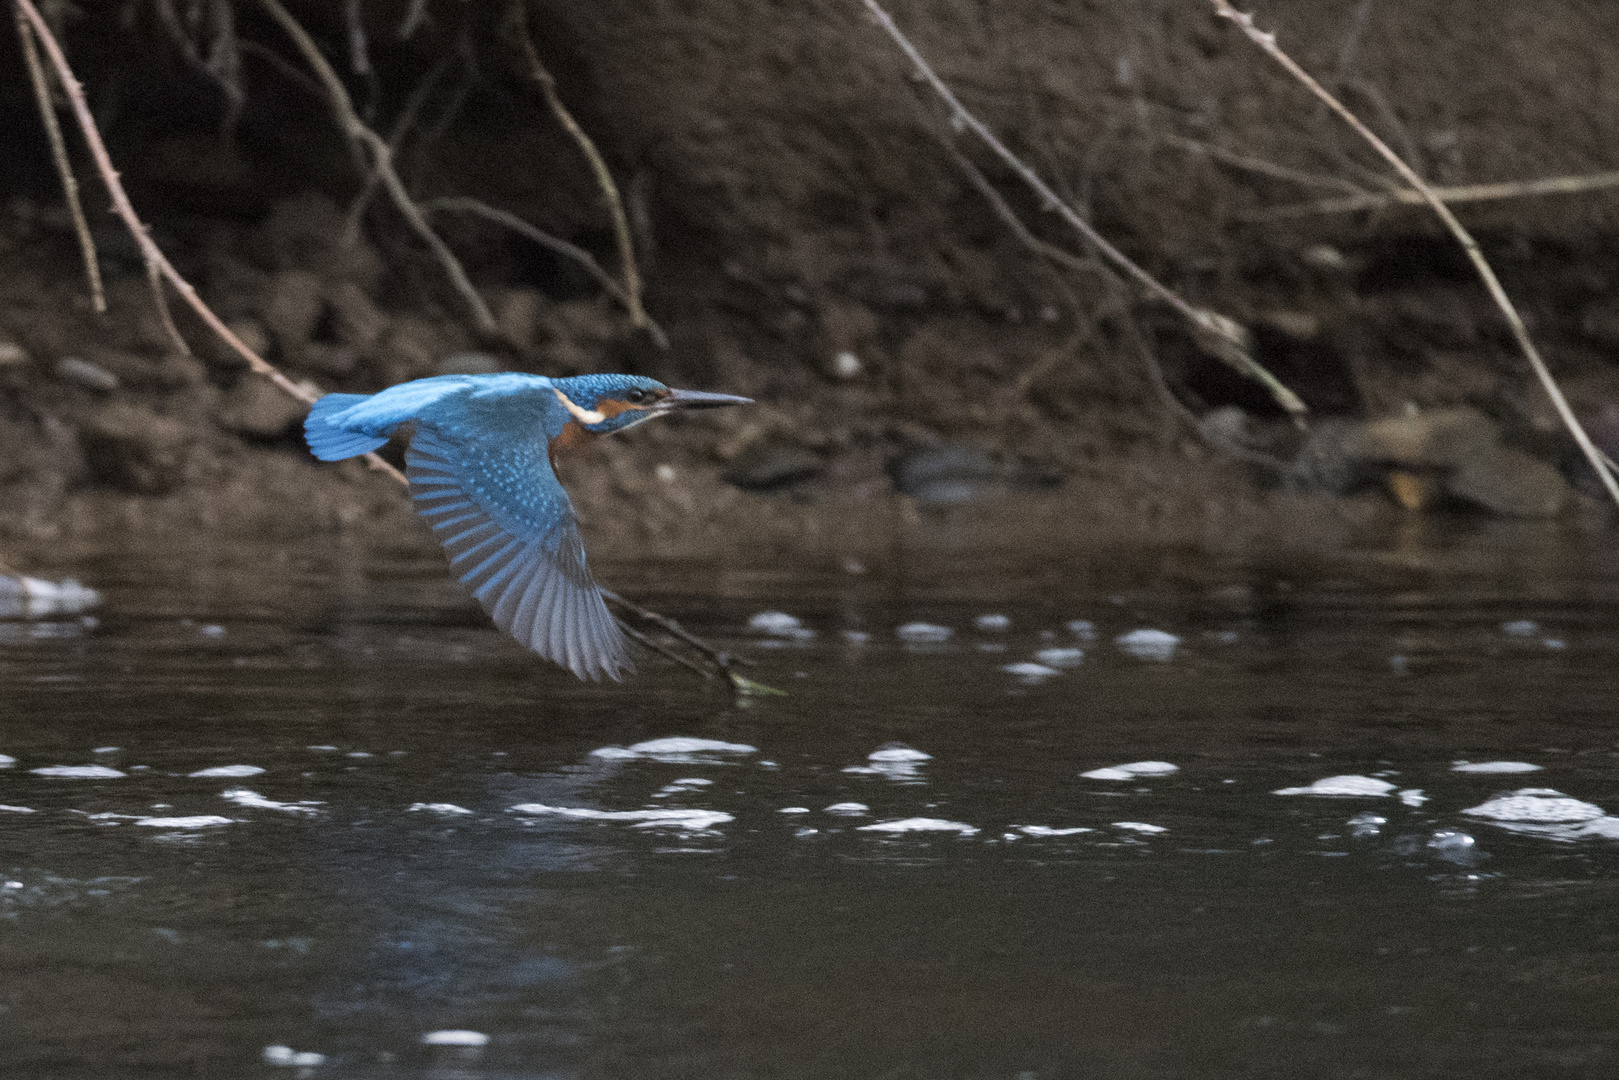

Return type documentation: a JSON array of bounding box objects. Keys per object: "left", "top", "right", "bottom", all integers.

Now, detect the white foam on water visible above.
[
  {"left": 748, "top": 611, "right": 814, "bottom": 639},
  {"left": 1398, "top": 789, "right": 1428, "bottom": 807},
  {"left": 30, "top": 765, "right": 124, "bottom": 779},
  {"left": 509, "top": 804, "right": 732, "bottom": 831},
  {"left": 590, "top": 737, "right": 758, "bottom": 763},
  {"left": 842, "top": 630, "right": 871, "bottom": 645},
  {"left": 652, "top": 778, "right": 716, "bottom": 797},
  {"left": 1462, "top": 789, "right": 1604, "bottom": 823},
  {"left": 0, "top": 575, "right": 100, "bottom": 617},
  {"left": 221, "top": 789, "right": 325, "bottom": 816},
  {"left": 1034, "top": 647, "right": 1085, "bottom": 668},
  {"left": 92, "top": 747, "right": 119, "bottom": 754},
  {"left": 1273, "top": 775, "right": 1395, "bottom": 797},
  {"left": 0, "top": 754, "right": 13, "bottom": 768},
  {"left": 896, "top": 622, "right": 953, "bottom": 643},
  {"left": 0, "top": 804, "right": 36, "bottom": 813},
  {"left": 1348, "top": 812, "right": 1386, "bottom": 837},
  {"left": 1572, "top": 816, "right": 1619, "bottom": 839},
  {"left": 857, "top": 817, "right": 979, "bottom": 835},
  {"left": 262, "top": 1045, "right": 326, "bottom": 1067},
  {"left": 1066, "top": 619, "right": 1098, "bottom": 640},
  {"left": 1452, "top": 761, "right": 1542, "bottom": 774},
  {"left": 824, "top": 802, "right": 870, "bottom": 816},
  {"left": 1003, "top": 662, "right": 1059, "bottom": 679},
  {"left": 777, "top": 807, "right": 810, "bottom": 814},
  {"left": 974, "top": 614, "right": 1011, "bottom": 631},
  {"left": 408, "top": 803, "right": 475, "bottom": 815},
  {"left": 1014, "top": 825, "right": 1094, "bottom": 837},
  {"left": 1501, "top": 619, "right": 1539, "bottom": 636},
  {"left": 1113, "top": 821, "right": 1167, "bottom": 834},
  {"left": 1115, "top": 628, "right": 1180, "bottom": 660},
  {"left": 870, "top": 745, "right": 931, "bottom": 763},
  {"left": 1082, "top": 761, "right": 1179, "bottom": 781},
  {"left": 188, "top": 765, "right": 265, "bottom": 778},
  {"left": 134, "top": 815, "right": 233, "bottom": 828},
  {"left": 846, "top": 744, "right": 932, "bottom": 782},
  {"left": 306, "top": 745, "right": 338, "bottom": 752},
  {"left": 421, "top": 1030, "right": 490, "bottom": 1047}
]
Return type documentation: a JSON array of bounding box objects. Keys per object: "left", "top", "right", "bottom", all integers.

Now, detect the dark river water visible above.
[{"left": 4, "top": 525, "right": 1619, "bottom": 1078}]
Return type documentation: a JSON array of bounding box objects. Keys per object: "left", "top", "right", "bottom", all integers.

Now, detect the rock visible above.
[
  {"left": 54, "top": 356, "right": 118, "bottom": 392},
  {"left": 216, "top": 377, "right": 308, "bottom": 438},
  {"left": 889, "top": 444, "right": 1063, "bottom": 504},
  {"left": 262, "top": 270, "right": 325, "bottom": 354},
  {"left": 327, "top": 280, "right": 387, "bottom": 350},
  {"left": 78, "top": 400, "right": 192, "bottom": 493},
  {"left": 1447, "top": 446, "right": 1570, "bottom": 518},
  {"left": 723, "top": 435, "right": 822, "bottom": 490},
  {"left": 1355, "top": 407, "right": 1500, "bottom": 469}
]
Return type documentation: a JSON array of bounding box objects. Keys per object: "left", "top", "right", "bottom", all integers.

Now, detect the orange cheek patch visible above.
[{"left": 593, "top": 398, "right": 659, "bottom": 419}]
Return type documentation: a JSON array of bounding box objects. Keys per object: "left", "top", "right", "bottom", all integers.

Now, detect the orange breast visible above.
[{"left": 548, "top": 419, "right": 598, "bottom": 471}]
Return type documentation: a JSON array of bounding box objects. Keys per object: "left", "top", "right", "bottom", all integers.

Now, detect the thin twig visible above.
[
  {"left": 1160, "top": 133, "right": 1367, "bottom": 196},
  {"left": 15, "top": 4, "right": 101, "bottom": 313},
  {"left": 238, "top": 39, "right": 325, "bottom": 100},
  {"left": 1246, "top": 169, "right": 1619, "bottom": 220},
  {"left": 600, "top": 587, "right": 767, "bottom": 692},
  {"left": 13, "top": 0, "right": 402, "bottom": 485},
  {"left": 1211, "top": 0, "right": 1619, "bottom": 509},
  {"left": 508, "top": 1, "right": 656, "bottom": 344},
  {"left": 343, "top": 48, "right": 458, "bottom": 241},
  {"left": 256, "top": 0, "right": 499, "bottom": 338},
  {"left": 862, "top": 0, "right": 1307, "bottom": 420},
  {"left": 425, "top": 196, "right": 671, "bottom": 348},
  {"left": 613, "top": 617, "right": 714, "bottom": 680},
  {"left": 143, "top": 258, "right": 190, "bottom": 356},
  {"left": 396, "top": 0, "right": 428, "bottom": 40}
]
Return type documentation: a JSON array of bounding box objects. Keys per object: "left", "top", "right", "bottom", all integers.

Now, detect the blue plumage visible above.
[{"left": 304, "top": 372, "right": 752, "bottom": 681}]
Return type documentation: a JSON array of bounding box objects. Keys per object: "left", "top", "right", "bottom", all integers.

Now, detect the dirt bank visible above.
[{"left": 3, "top": 1, "right": 1619, "bottom": 575}]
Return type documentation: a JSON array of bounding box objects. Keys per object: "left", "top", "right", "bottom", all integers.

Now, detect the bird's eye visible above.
[{"left": 625, "top": 389, "right": 647, "bottom": 404}]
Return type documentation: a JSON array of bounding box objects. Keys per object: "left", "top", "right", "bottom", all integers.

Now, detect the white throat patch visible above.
[{"left": 552, "top": 387, "right": 607, "bottom": 426}]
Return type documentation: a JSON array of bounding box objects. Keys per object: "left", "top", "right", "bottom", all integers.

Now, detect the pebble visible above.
[{"left": 54, "top": 356, "right": 118, "bottom": 391}]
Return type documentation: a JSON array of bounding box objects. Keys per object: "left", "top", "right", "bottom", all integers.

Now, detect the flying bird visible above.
[{"left": 305, "top": 373, "right": 753, "bottom": 681}]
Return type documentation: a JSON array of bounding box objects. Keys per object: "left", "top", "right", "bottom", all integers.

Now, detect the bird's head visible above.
[{"left": 549, "top": 374, "right": 752, "bottom": 437}]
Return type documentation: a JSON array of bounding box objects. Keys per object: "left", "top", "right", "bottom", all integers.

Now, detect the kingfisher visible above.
[{"left": 305, "top": 373, "right": 752, "bottom": 682}]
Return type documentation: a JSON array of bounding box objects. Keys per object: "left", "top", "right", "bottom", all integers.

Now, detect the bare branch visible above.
[
  {"left": 1245, "top": 169, "right": 1619, "bottom": 220},
  {"left": 861, "top": 0, "right": 1307, "bottom": 420},
  {"left": 256, "top": 0, "right": 499, "bottom": 338},
  {"left": 1210, "top": 0, "right": 1619, "bottom": 509},
  {"left": 15, "top": 3, "right": 101, "bottom": 313}
]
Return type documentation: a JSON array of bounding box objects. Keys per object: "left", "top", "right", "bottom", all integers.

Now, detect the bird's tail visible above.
[{"left": 304, "top": 393, "right": 390, "bottom": 461}]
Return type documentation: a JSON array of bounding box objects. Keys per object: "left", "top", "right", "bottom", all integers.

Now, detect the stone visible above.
[
  {"left": 1355, "top": 406, "right": 1501, "bottom": 469},
  {"left": 889, "top": 444, "right": 1063, "bottom": 504},
  {"left": 1446, "top": 446, "right": 1570, "bottom": 518},
  {"left": 78, "top": 400, "right": 192, "bottom": 493},
  {"left": 216, "top": 377, "right": 308, "bottom": 438},
  {"left": 723, "top": 435, "right": 822, "bottom": 491},
  {"left": 53, "top": 356, "right": 118, "bottom": 392}
]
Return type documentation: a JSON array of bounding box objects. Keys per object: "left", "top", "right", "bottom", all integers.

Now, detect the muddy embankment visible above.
[{"left": 3, "top": 0, "right": 1619, "bottom": 580}]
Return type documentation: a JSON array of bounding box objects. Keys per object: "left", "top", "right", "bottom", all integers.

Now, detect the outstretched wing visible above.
[{"left": 405, "top": 426, "right": 630, "bottom": 681}]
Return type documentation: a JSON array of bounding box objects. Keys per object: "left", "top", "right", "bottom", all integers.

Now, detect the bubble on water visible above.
[
  {"left": 422, "top": 1030, "right": 490, "bottom": 1047},
  {"left": 1113, "top": 821, "right": 1166, "bottom": 834},
  {"left": 188, "top": 765, "right": 265, "bottom": 778},
  {"left": 1065, "top": 619, "right": 1099, "bottom": 641},
  {"left": 1272, "top": 775, "right": 1394, "bottom": 797},
  {"left": 1115, "top": 629, "right": 1179, "bottom": 660},
  {"left": 134, "top": 815, "right": 233, "bottom": 829},
  {"left": 408, "top": 803, "right": 475, "bottom": 815},
  {"left": 221, "top": 789, "right": 325, "bottom": 816},
  {"left": 199, "top": 624, "right": 226, "bottom": 639},
  {"left": 1544, "top": 638, "right": 1567, "bottom": 650},
  {"left": 747, "top": 611, "right": 814, "bottom": 640},
  {"left": 896, "top": 622, "right": 953, "bottom": 643},
  {"left": 974, "top": 614, "right": 1011, "bottom": 631},
  {"left": 777, "top": 807, "right": 810, "bottom": 814},
  {"left": 824, "top": 802, "right": 870, "bottom": 816},
  {"left": 1398, "top": 789, "right": 1428, "bottom": 807},
  {"left": 509, "top": 804, "right": 732, "bottom": 831},
  {"left": 590, "top": 738, "right": 757, "bottom": 764},
  {"left": 1462, "top": 789, "right": 1603, "bottom": 823},
  {"left": 1501, "top": 619, "right": 1539, "bottom": 636},
  {"left": 30, "top": 765, "right": 124, "bottom": 779},
  {"left": 1348, "top": 812, "right": 1386, "bottom": 837},
  {"left": 1083, "top": 761, "right": 1179, "bottom": 781},
  {"left": 1451, "top": 761, "right": 1542, "bottom": 774},
  {"left": 857, "top": 817, "right": 979, "bottom": 835},
  {"left": 845, "top": 744, "right": 931, "bottom": 782},
  {"left": 1003, "top": 662, "right": 1059, "bottom": 679},
  {"left": 1034, "top": 647, "right": 1085, "bottom": 668},
  {"left": 1014, "top": 824, "right": 1094, "bottom": 837},
  {"left": 263, "top": 1045, "right": 326, "bottom": 1067},
  {"left": 1427, "top": 830, "right": 1484, "bottom": 866}
]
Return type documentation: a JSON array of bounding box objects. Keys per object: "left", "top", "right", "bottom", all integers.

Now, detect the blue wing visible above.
[{"left": 406, "top": 425, "right": 631, "bottom": 682}]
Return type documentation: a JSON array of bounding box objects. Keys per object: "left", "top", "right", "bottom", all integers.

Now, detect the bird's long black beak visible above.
[{"left": 659, "top": 388, "right": 754, "bottom": 411}]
